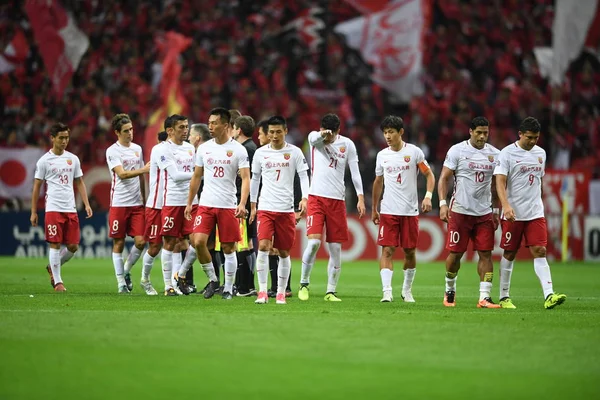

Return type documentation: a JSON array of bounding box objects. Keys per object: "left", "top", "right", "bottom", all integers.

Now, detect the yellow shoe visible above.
[
  {"left": 544, "top": 293, "right": 567, "bottom": 309},
  {"left": 499, "top": 297, "right": 517, "bottom": 309},
  {"left": 324, "top": 292, "right": 342, "bottom": 302},
  {"left": 298, "top": 284, "right": 309, "bottom": 301}
]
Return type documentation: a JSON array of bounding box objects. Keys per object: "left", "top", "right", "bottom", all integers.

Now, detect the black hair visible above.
[
  {"left": 209, "top": 107, "right": 231, "bottom": 124},
  {"left": 165, "top": 114, "right": 187, "bottom": 129},
  {"left": 519, "top": 117, "right": 541, "bottom": 134},
  {"left": 380, "top": 115, "right": 404, "bottom": 132},
  {"left": 321, "top": 113, "right": 341, "bottom": 132},
  {"left": 50, "top": 122, "right": 69, "bottom": 137},
  {"left": 257, "top": 119, "right": 269, "bottom": 134},
  {"left": 470, "top": 116, "right": 489, "bottom": 130},
  {"left": 267, "top": 115, "right": 287, "bottom": 129},
  {"left": 157, "top": 131, "right": 168, "bottom": 142}
]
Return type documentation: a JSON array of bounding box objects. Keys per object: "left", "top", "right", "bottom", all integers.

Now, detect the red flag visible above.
[
  {"left": 343, "top": 0, "right": 391, "bottom": 14},
  {"left": 143, "top": 32, "right": 192, "bottom": 159},
  {"left": 25, "top": 0, "right": 89, "bottom": 97}
]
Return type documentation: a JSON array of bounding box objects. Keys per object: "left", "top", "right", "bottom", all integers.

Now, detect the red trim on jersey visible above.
[
  {"left": 110, "top": 171, "right": 116, "bottom": 207},
  {"left": 311, "top": 146, "right": 315, "bottom": 176},
  {"left": 152, "top": 167, "right": 160, "bottom": 209},
  {"left": 162, "top": 172, "right": 168, "bottom": 206}
]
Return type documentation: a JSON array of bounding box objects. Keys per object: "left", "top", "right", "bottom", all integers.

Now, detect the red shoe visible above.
[
  {"left": 46, "top": 265, "right": 55, "bottom": 288},
  {"left": 443, "top": 291, "right": 456, "bottom": 307},
  {"left": 477, "top": 297, "right": 501, "bottom": 308},
  {"left": 276, "top": 293, "right": 286, "bottom": 304},
  {"left": 54, "top": 283, "right": 67, "bottom": 292}
]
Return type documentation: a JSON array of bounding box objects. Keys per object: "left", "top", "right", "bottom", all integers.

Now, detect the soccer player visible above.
[
  {"left": 140, "top": 130, "right": 168, "bottom": 295},
  {"left": 299, "top": 113, "right": 365, "bottom": 302},
  {"left": 31, "top": 122, "right": 93, "bottom": 291},
  {"left": 181, "top": 108, "right": 250, "bottom": 300},
  {"left": 494, "top": 117, "right": 567, "bottom": 309},
  {"left": 371, "top": 116, "right": 435, "bottom": 303},
  {"left": 250, "top": 115, "right": 309, "bottom": 305},
  {"left": 106, "top": 114, "right": 150, "bottom": 293},
  {"left": 232, "top": 115, "right": 258, "bottom": 296},
  {"left": 438, "top": 117, "right": 501, "bottom": 308},
  {"left": 155, "top": 114, "right": 195, "bottom": 296}
]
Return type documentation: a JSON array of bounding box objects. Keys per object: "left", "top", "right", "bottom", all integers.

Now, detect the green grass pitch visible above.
[{"left": 1, "top": 257, "right": 599, "bottom": 400}]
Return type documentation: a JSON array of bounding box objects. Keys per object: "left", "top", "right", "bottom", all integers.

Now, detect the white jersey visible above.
[
  {"left": 196, "top": 138, "right": 249, "bottom": 209},
  {"left": 443, "top": 140, "right": 500, "bottom": 216},
  {"left": 308, "top": 131, "right": 358, "bottom": 200},
  {"left": 146, "top": 142, "right": 166, "bottom": 209},
  {"left": 375, "top": 143, "right": 429, "bottom": 216},
  {"left": 156, "top": 140, "right": 195, "bottom": 207},
  {"left": 494, "top": 142, "right": 546, "bottom": 221},
  {"left": 253, "top": 143, "right": 308, "bottom": 212},
  {"left": 34, "top": 150, "right": 83, "bottom": 213},
  {"left": 106, "top": 141, "right": 144, "bottom": 207}
]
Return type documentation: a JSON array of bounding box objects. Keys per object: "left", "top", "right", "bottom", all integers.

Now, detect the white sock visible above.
[
  {"left": 49, "top": 248, "right": 62, "bottom": 284},
  {"left": 59, "top": 248, "right": 74, "bottom": 265},
  {"left": 124, "top": 246, "right": 142, "bottom": 273},
  {"left": 326, "top": 242, "right": 342, "bottom": 293},
  {"left": 479, "top": 282, "right": 492, "bottom": 301},
  {"left": 380, "top": 268, "right": 393, "bottom": 292},
  {"left": 179, "top": 245, "right": 197, "bottom": 277},
  {"left": 201, "top": 262, "right": 217, "bottom": 282},
  {"left": 256, "top": 250, "right": 269, "bottom": 292},
  {"left": 402, "top": 268, "right": 416, "bottom": 293},
  {"left": 172, "top": 251, "right": 182, "bottom": 281},
  {"left": 112, "top": 252, "right": 126, "bottom": 287},
  {"left": 499, "top": 257, "right": 514, "bottom": 299},
  {"left": 223, "top": 252, "right": 237, "bottom": 293},
  {"left": 161, "top": 250, "right": 173, "bottom": 290},
  {"left": 533, "top": 257, "right": 554, "bottom": 299},
  {"left": 142, "top": 252, "right": 154, "bottom": 281},
  {"left": 301, "top": 238, "right": 321, "bottom": 284},
  {"left": 445, "top": 273, "right": 457, "bottom": 292},
  {"left": 277, "top": 256, "right": 291, "bottom": 295}
]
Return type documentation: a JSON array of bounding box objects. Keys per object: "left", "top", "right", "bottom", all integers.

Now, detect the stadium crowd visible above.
[{"left": 1, "top": 0, "right": 599, "bottom": 211}]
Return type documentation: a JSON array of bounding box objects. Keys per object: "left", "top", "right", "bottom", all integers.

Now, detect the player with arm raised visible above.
[
  {"left": 493, "top": 117, "right": 567, "bottom": 309},
  {"left": 298, "top": 113, "right": 365, "bottom": 302},
  {"left": 438, "top": 117, "right": 501, "bottom": 308},
  {"left": 250, "top": 115, "right": 309, "bottom": 305},
  {"left": 106, "top": 114, "right": 150, "bottom": 293},
  {"left": 179, "top": 108, "right": 250, "bottom": 300},
  {"left": 371, "top": 116, "right": 435, "bottom": 303},
  {"left": 31, "top": 123, "right": 93, "bottom": 292}
]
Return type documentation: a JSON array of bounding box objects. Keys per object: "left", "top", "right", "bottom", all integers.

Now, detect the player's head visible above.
[
  {"left": 208, "top": 107, "right": 231, "bottom": 138},
  {"left": 111, "top": 113, "right": 133, "bottom": 144},
  {"left": 157, "top": 131, "right": 168, "bottom": 143},
  {"left": 380, "top": 115, "right": 404, "bottom": 147},
  {"left": 49, "top": 122, "right": 70, "bottom": 152},
  {"left": 320, "top": 113, "right": 341, "bottom": 144},
  {"left": 267, "top": 115, "right": 287, "bottom": 148},
  {"left": 257, "top": 119, "right": 270, "bottom": 146},
  {"left": 518, "top": 116, "right": 541, "bottom": 151},
  {"left": 166, "top": 114, "right": 188, "bottom": 144},
  {"left": 228, "top": 109, "right": 242, "bottom": 136},
  {"left": 469, "top": 116, "right": 490, "bottom": 150},
  {"left": 189, "top": 123, "right": 211, "bottom": 147},
  {"left": 234, "top": 116, "right": 255, "bottom": 140}
]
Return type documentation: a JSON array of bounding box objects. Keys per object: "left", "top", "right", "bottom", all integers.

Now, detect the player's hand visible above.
[
  {"left": 298, "top": 198, "right": 307, "bottom": 217},
  {"left": 295, "top": 211, "right": 302, "bottom": 225},
  {"left": 421, "top": 197, "right": 432, "bottom": 213},
  {"left": 184, "top": 204, "right": 192, "bottom": 221},
  {"left": 249, "top": 204, "right": 257, "bottom": 224},
  {"left": 503, "top": 205, "right": 516, "bottom": 222},
  {"left": 356, "top": 198, "right": 366, "bottom": 219},
  {"left": 85, "top": 205, "right": 93, "bottom": 219},
  {"left": 440, "top": 205, "right": 449, "bottom": 223},
  {"left": 141, "top": 162, "right": 151, "bottom": 174},
  {"left": 235, "top": 203, "right": 247, "bottom": 218},
  {"left": 492, "top": 212, "right": 500, "bottom": 230},
  {"left": 371, "top": 210, "right": 380, "bottom": 225},
  {"left": 30, "top": 212, "right": 38, "bottom": 227}
]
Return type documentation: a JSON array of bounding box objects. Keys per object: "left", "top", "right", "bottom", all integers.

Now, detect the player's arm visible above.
[
  {"left": 30, "top": 178, "right": 44, "bottom": 226},
  {"left": 308, "top": 130, "right": 331, "bottom": 147},
  {"left": 495, "top": 174, "right": 515, "bottom": 221},
  {"left": 437, "top": 166, "right": 454, "bottom": 222},
  {"left": 110, "top": 161, "right": 150, "bottom": 180},
  {"left": 491, "top": 175, "right": 500, "bottom": 229},
  {"left": 249, "top": 170, "right": 261, "bottom": 224},
  {"left": 297, "top": 169, "right": 309, "bottom": 216},
  {"left": 139, "top": 175, "right": 146, "bottom": 202},
  {"left": 371, "top": 175, "right": 383, "bottom": 225},
  {"left": 236, "top": 167, "right": 250, "bottom": 218},
  {"left": 75, "top": 177, "right": 93, "bottom": 219},
  {"left": 349, "top": 161, "right": 365, "bottom": 218},
  {"left": 419, "top": 161, "right": 435, "bottom": 213}
]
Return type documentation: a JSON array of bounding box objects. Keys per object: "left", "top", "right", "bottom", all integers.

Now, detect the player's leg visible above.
[
  {"left": 60, "top": 214, "right": 79, "bottom": 265},
  {"left": 109, "top": 207, "right": 129, "bottom": 293},
  {"left": 524, "top": 218, "right": 567, "bottom": 309},
  {"left": 186, "top": 207, "right": 219, "bottom": 298},
  {"left": 178, "top": 235, "right": 197, "bottom": 292},
  {"left": 473, "top": 214, "right": 500, "bottom": 308},
  {"left": 324, "top": 242, "right": 342, "bottom": 301},
  {"left": 443, "top": 211, "right": 471, "bottom": 306},
  {"left": 299, "top": 196, "right": 324, "bottom": 299},
  {"left": 141, "top": 208, "right": 160, "bottom": 295},
  {"left": 377, "top": 214, "right": 400, "bottom": 302},
  {"left": 498, "top": 220, "right": 525, "bottom": 308},
  {"left": 322, "top": 198, "right": 348, "bottom": 301},
  {"left": 175, "top": 204, "right": 198, "bottom": 292},
  {"left": 400, "top": 216, "right": 419, "bottom": 303},
  {"left": 217, "top": 208, "right": 242, "bottom": 299},
  {"left": 268, "top": 248, "right": 279, "bottom": 297},
  {"left": 235, "top": 218, "right": 252, "bottom": 296},
  {"left": 160, "top": 206, "right": 186, "bottom": 296},
  {"left": 272, "top": 212, "right": 296, "bottom": 305},
  {"left": 443, "top": 252, "right": 462, "bottom": 307},
  {"left": 123, "top": 206, "right": 146, "bottom": 291},
  {"left": 255, "top": 211, "right": 276, "bottom": 304}
]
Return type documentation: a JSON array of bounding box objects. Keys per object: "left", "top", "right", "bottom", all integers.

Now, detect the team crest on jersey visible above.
[
  {"left": 135, "top": 152, "right": 139, "bottom": 157},
  {"left": 66, "top": 159, "right": 72, "bottom": 165},
  {"left": 188, "top": 150, "right": 193, "bottom": 156},
  {"left": 284, "top": 153, "right": 291, "bottom": 160},
  {"left": 538, "top": 157, "right": 543, "bottom": 164},
  {"left": 339, "top": 146, "right": 346, "bottom": 153},
  {"left": 227, "top": 150, "right": 233, "bottom": 157},
  {"left": 404, "top": 156, "right": 411, "bottom": 163},
  {"left": 488, "top": 156, "right": 495, "bottom": 162}
]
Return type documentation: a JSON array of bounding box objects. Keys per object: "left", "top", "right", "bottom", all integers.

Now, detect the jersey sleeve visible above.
[
  {"left": 415, "top": 147, "right": 431, "bottom": 174},
  {"left": 237, "top": 146, "right": 250, "bottom": 169},
  {"left": 295, "top": 148, "right": 309, "bottom": 173},
  {"left": 138, "top": 148, "right": 144, "bottom": 167},
  {"left": 156, "top": 146, "right": 173, "bottom": 171},
  {"left": 195, "top": 145, "right": 204, "bottom": 167},
  {"left": 494, "top": 149, "right": 510, "bottom": 176},
  {"left": 74, "top": 156, "right": 83, "bottom": 178},
  {"left": 375, "top": 152, "right": 383, "bottom": 177},
  {"left": 106, "top": 147, "right": 122, "bottom": 171},
  {"left": 443, "top": 146, "right": 458, "bottom": 170},
  {"left": 34, "top": 157, "right": 46, "bottom": 180},
  {"left": 347, "top": 140, "right": 359, "bottom": 164}
]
